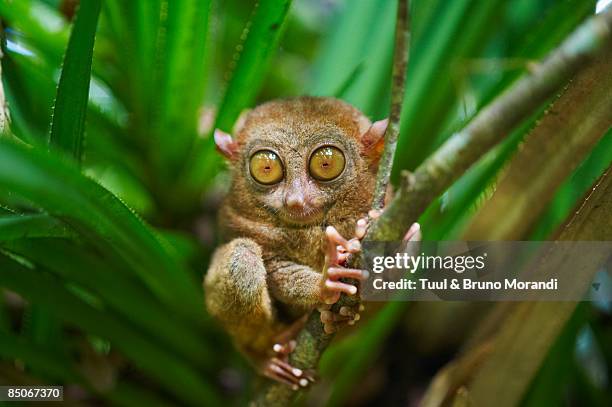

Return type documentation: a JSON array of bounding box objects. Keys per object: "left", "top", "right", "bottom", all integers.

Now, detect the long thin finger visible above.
[
  {"left": 323, "top": 322, "right": 336, "bottom": 334},
  {"left": 327, "top": 267, "right": 367, "bottom": 280},
  {"left": 264, "top": 369, "right": 296, "bottom": 388},
  {"left": 325, "top": 235, "right": 340, "bottom": 266},
  {"left": 268, "top": 363, "right": 299, "bottom": 387},
  {"left": 339, "top": 306, "right": 356, "bottom": 318},
  {"left": 324, "top": 319, "right": 354, "bottom": 334},
  {"left": 273, "top": 358, "right": 303, "bottom": 378},
  {"left": 404, "top": 222, "right": 421, "bottom": 242},
  {"left": 323, "top": 310, "right": 359, "bottom": 324},
  {"left": 272, "top": 341, "right": 297, "bottom": 355},
  {"left": 317, "top": 303, "right": 332, "bottom": 312},
  {"left": 337, "top": 251, "right": 350, "bottom": 263},
  {"left": 324, "top": 279, "right": 358, "bottom": 295},
  {"left": 326, "top": 226, "right": 351, "bottom": 252},
  {"left": 322, "top": 291, "right": 340, "bottom": 305},
  {"left": 346, "top": 238, "right": 361, "bottom": 253},
  {"left": 339, "top": 307, "right": 361, "bottom": 323},
  {"left": 320, "top": 310, "right": 334, "bottom": 323},
  {"left": 355, "top": 218, "right": 368, "bottom": 239},
  {"left": 303, "top": 369, "right": 317, "bottom": 383},
  {"left": 368, "top": 209, "right": 383, "bottom": 219}
]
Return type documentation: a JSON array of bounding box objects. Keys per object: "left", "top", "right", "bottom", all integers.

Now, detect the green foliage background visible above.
[{"left": 0, "top": 0, "right": 610, "bottom": 405}]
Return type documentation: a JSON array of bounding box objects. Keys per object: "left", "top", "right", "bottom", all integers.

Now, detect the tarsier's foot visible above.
[
  {"left": 261, "top": 341, "right": 316, "bottom": 390},
  {"left": 318, "top": 302, "right": 366, "bottom": 334}
]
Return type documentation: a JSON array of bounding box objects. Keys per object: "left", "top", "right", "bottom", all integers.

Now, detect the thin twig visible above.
[{"left": 371, "top": 0, "right": 410, "bottom": 210}]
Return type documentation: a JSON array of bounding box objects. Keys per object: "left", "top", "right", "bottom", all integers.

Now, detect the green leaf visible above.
[
  {"left": 1, "top": 48, "right": 57, "bottom": 140},
  {"left": 0, "top": 299, "right": 10, "bottom": 333},
  {"left": 420, "top": 105, "right": 541, "bottom": 240},
  {"left": 521, "top": 306, "right": 586, "bottom": 407},
  {"left": 0, "top": 330, "right": 82, "bottom": 383},
  {"left": 322, "top": 301, "right": 406, "bottom": 407},
  {"left": 0, "top": 253, "right": 221, "bottom": 405},
  {"left": 49, "top": 0, "right": 102, "bottom": 162},
  {"left": 153, "top": 0, "right": 212, "bottom": 179},
  {"left": 309, "top": 0, "right": 395, "bottom": 117},
  {"left": 0, "top": 0, "right": 68, "bottom": 65},
  {"left": 5, "top": 237, "right": 217, "bottom": 371},
  {"left": 180, "top": 0, "right": 293, "bottom": 196},
  {"left": 0, "top": 315, "right": 192, "bottom": 407},
  {"left": 101, "top": 0, "right": 162, "bottom": 141},
  {"left": 393, "top": 0, "right": 503, "bottom": 173},
  {"left": 0, "top": 213, "right": 74, "bottom": 241},
  {"left": 529, "top": 129, "right": 612, "bottom": 239},
  {"left": 20, "top": 305, "right": 66, "bottom": 375},
  {"left": 463, "top": 51, "right": 612, "bottom": 240},
  {"left": 214, "top": 0, "right": 292, "bottom": 132},
  {"left": 0, "top": 139, "right": 202, "bottom": 322}
]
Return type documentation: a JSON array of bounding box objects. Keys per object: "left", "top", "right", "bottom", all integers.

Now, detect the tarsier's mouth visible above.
[{"left": 278, "top": 206, "right": 324, "bottom": 226}]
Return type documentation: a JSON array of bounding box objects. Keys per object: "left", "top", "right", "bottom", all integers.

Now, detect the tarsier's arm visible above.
[
  {"left": 268, "top": 221, "right": 371, "bottom": 331},
  {"left": 204, "top": 238, "right": 274, "bottom": 333},
  {"left": 267, "top": 261, "right": 322, "bottom": 310}
]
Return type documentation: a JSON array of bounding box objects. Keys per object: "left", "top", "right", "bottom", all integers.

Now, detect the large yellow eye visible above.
[
  {"left": 249, "top": 150, "right": 284, "bottom": 185},
  {"left": 309, "top": 146, "right": 345, "bottom": 181}
]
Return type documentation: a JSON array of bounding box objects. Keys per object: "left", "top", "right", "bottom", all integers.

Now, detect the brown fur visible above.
[{"left": 204, "top": 96, "right": 381, "bottom": 365}]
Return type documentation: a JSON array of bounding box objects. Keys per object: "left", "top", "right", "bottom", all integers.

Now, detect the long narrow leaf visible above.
[
  {"left": 0, "top": 334, "right": 175, "bottom": 407},
  {"left": 0, "top": 139, "right": 202, "bottom": 322},
  {"left": 530, "top": 129, "right": 612, "bottom": 239},
  {"left": 0, "top": 254, "right": 221, "bottom": 405},
  {"left": 153, "top": 0, "right": 212, "bottom": 180},
  {"left": 393, "top": 0, "right": 502, "bottom": 173},
  {"left": 0, "top": 214, "right": 73, "bottom": 241},
  {"left": 309, "top": 0, "right": 395, "bottom": 117},
  {"left": 180, "top": 0, "right": 292, "bottom": 195},
  {"left": 0, "top": 332, "right": 82, "bottom": 384},
  {"left": 5, "top": 237, "right": 217, "bottom": 371},
  {"left": 49, "top": 0, "right": 101, "bottom": 162},
  {"left": 465, "top": 51, "right": 612, "bottom": 239}
]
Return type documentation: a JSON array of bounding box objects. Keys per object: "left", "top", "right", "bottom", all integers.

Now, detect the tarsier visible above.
[{"left": 204, "top": 97, "right": 420, "bottom": 389}]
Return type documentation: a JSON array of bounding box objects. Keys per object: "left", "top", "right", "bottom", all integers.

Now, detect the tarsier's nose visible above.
[
  {"left": 285, "top": 181, "right": 306, "bottom": 210},
  {"left": 285, "top": 191, "right": 305, "bottom": 210}
]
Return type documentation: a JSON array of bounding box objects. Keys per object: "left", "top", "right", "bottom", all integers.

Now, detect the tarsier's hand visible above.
[
  {"left": 318, "top": 211, "right": 422, "bottom": 334},
  {"left": 318, "top": 215, "right": 371, "bottom": 334}
]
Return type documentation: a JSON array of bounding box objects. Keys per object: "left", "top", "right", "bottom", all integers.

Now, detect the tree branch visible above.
[
  {"left": 371, "top": 0, "right": 410, "bottom": 210},
  {"left": 464, "top": 47, "right": 612, "bottom": 240},
  {"left": 251, "top": 5, "right": 612, "bottom": 406},
  {"left": 369, "top": 5, "right": 612, "bottom": 242}
]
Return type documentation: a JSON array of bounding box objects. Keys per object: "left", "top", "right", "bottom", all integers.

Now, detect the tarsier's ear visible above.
[
  {"left": 360, "top": 118, "right": 388, "bottom": 159},
  {"left": 214, "top": 129, "right": 239, "bottom": 160}
]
